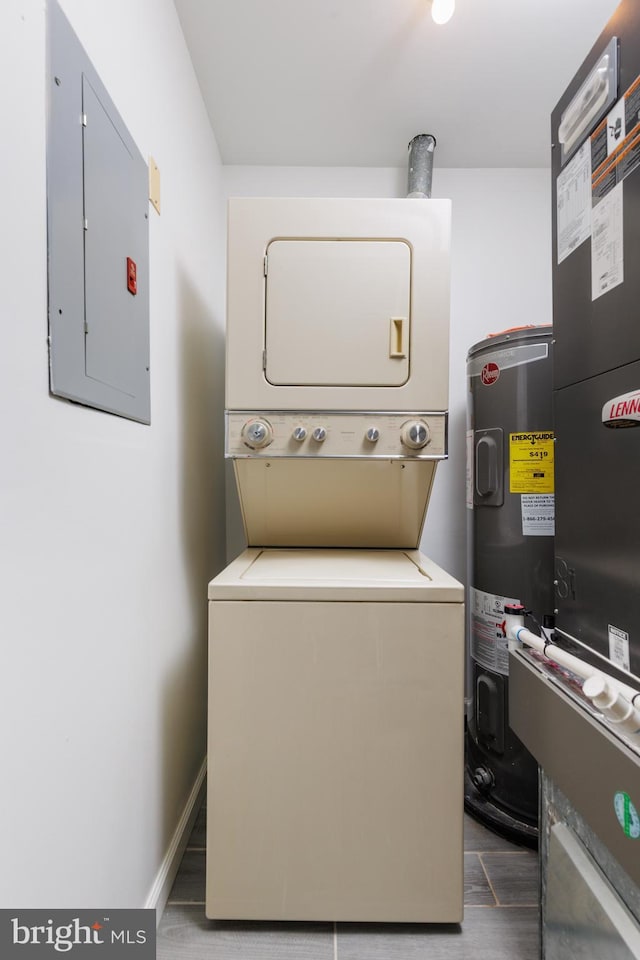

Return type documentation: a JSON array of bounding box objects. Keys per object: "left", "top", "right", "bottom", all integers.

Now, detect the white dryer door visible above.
[{"left": 264, "top": 238, "right": 411, "bottom": 386}]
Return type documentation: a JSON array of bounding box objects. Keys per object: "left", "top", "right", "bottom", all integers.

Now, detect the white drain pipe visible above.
[
  {"left": 582, "top": 675, "right": 640, "bottom": 736},
  {"left": 505, "top": 605, "right": 640, "bottom": 741}
]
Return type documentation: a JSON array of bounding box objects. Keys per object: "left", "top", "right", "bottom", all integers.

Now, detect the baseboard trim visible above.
[{"left": 145, "top": 757, "right": 207, "bottom": 924}]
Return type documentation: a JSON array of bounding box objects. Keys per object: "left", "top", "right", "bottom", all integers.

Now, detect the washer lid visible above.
[{"left": 208, "top": 548, "right": 463, "bottom": 602}]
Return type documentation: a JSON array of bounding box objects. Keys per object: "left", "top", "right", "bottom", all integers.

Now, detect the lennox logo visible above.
[
  {"left": 480, "top": 362, "right": 500, "bottom": 385},
  {"left": 602, "top": 389, "right": 640, "bottom": 428}
]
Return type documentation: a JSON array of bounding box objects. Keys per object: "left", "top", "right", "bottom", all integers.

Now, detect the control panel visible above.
[{"left": 226, "top": 412, "right": 447, "bottom": 459}]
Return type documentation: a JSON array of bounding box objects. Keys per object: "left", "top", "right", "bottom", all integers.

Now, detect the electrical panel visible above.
[{"left": 47, "top": 0, "right": 150, "bottom": 423}]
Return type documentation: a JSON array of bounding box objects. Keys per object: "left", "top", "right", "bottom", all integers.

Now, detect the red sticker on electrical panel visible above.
[
  {"left": 481, "top": 362, "right": 500, "bottom": 385},
  {"left": 127, "top": 257, "right": 137, "bottom": 295}
]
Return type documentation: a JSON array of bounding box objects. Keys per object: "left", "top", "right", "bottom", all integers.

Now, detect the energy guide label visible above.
[
  {"left": 470, "top": 587, "right": 520, "bottom": 676},
  {"left": 509, "top": 431, "right": 554, "bottom": 493}
]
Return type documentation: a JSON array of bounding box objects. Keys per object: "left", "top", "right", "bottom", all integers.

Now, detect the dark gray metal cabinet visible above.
[
  {"left": 552, "top": 2, "right": 640, "bottom": 391},
  {"left": 551, "top": 0, "right": 640, "bottom": 674},
  {"left": 554, "top": 361, "right": 640, "bottom": 677}
]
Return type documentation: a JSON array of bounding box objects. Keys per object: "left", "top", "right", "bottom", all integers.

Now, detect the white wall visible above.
[
  {"left": 0, "top": 0, "right": 226, "bottom": 909},
  {"left": 223, "top": 166, "right": 552, "bottom": 581}
]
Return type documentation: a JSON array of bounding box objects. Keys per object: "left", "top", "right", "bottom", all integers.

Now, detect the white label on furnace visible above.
[
  {"left": 592, "top": 181, "right": 624, "bottom": 300},
  {"left": 608, "top": 623, "right": 631, "bottom": 671},
  {"left": 466, "top": 429, "right": 474, "bottom": 509},
  {"left": 470, "top": 587, "right": 520, "bottom": 676},
  {"left": 557, "top": 141, "right": 592, "bottom": 264},
  {"left": 521, "top": 494, "right": 555, "bottom": 536}
]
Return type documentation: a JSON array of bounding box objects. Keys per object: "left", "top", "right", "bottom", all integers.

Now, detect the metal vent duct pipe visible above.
[{"left": 407, "top": 134, "right": 436, "bottom": 198}]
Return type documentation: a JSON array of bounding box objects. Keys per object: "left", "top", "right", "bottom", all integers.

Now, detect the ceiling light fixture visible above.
[{"left": 430, "top": 0, "right": 455, "bottom": 25}]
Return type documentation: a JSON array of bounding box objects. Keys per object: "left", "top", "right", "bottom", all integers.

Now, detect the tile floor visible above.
[{"left": 157, "top": 802, "right": 539, "bottom": 959}]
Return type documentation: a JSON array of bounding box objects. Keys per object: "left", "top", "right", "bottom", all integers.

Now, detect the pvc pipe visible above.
[
  {"left": 505, "top": 614, "right": 640, "bottom": 743},
  {"left": 583, "top": 675, "right": 640, "bottom": 736},
  {"left": 510, "top": 623, "right": 640, "bottom": 703},
  {"left": 510, "top": 622, "right": 598, "bottom": 680}
]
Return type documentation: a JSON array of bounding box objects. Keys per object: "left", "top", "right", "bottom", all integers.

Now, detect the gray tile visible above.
[
  {"left": 168, "top": 850, "right": 206, "bottom": 903},
  {"left": 157, "top": 904, "right": 334, "bottom": 960},
  {"left": 187, "top": 801, "right": 206, "bottom": 849},
  {"left": 480, "top": 852, "right": 539, "bottom": 907},
  {"left": 336, "top": 906, "right": 539, "bottom": 959},
  {"left": 464, "top": 853, "right": 496, "bottom": 906},
  {"left": 463, "top": 813, "right": 526, "bottom": 853}
]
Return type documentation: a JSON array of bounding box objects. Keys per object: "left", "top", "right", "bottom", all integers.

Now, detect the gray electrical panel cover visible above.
[{"left": 47, "top": 0, "right": 150, "bottom": 423}]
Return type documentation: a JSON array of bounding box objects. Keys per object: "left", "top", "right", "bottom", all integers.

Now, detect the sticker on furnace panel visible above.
[
  {"left": 470, "top": 587, "right": 520, "bottom": 676},
  {"left": 614, "top": 792, "right": 640, "bottom": 839},
  {"left": 591, "top": 73, "right": 640, "bottom": 202},
  {"left": 609, "top": 624, "right": 631, "bottom": 672},
  {"left": 557, "top": 141, "right": 592, "bottom": 264},
  {"left": 509, "top": 431, "right": 554, "bottom": 493},
  {"left": 592, "top": 181, "right": 624, "bottom": 301}
]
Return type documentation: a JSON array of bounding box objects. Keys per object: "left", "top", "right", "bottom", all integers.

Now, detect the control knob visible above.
[
  {"left": 241, "top": 418, "right": 273, "bottom": 449},
  {"left": 401, "top": 420, "right": 430, "bottom": 450},
  {"left": 312, "top": 426, "right": 327, "bottom": 442},
  {"left": 292, "top": 426, "right": 307, "bottom": 442},
  {"left": 365, "top": 427, "right": 380, "bottom": 443}
]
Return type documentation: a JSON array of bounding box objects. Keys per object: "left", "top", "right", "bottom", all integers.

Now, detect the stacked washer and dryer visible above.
[{"left": 205, "top": 175, "right": 464, "bottom": 922}]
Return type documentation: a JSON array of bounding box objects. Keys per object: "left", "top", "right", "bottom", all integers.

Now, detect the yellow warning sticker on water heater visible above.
[{"left": 509, "top": 432, "right": 555, "bottom": 493}]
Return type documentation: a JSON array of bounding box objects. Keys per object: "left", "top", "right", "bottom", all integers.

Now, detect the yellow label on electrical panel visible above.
[{"left": 509, "top": 431, "right": 555, "bottom": 493}]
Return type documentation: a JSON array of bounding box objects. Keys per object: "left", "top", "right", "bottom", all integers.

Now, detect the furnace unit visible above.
[{"left": 509, "top": 3, "right": 640, "bottom": 956}]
